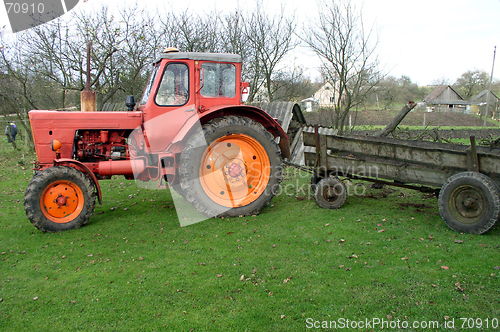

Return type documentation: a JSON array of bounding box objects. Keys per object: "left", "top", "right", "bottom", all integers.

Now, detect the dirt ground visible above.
[
  {"left": 304, "top": 109, "right": 497, "bottom": 127},
  {"left": 354, "top": 110, "right": 497, "bottom": 127},
  {"left": 304, "top": 110, "right": 500, "bottom": 140}
]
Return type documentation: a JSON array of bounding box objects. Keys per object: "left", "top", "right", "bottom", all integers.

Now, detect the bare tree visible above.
[
  {"left": 244, "top": 4, "right": 297, "bottom": 102},
  {"left": 302, "top": 0, "right": 382, "bottom": 133},
  {"left": 271, "top": 65, "right": 317, "bottom": 102}
]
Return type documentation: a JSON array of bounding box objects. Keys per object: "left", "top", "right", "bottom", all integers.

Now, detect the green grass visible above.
[{"left": 1, "top": 142, "right": 499, "bottom": 331}]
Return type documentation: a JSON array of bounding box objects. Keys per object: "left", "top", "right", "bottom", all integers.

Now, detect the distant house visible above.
[
  {"left": 300, "top": 97, "right": 317, "bottom": 113},
  {"left": 471, "top": 90, "right": 500, "bottom": 117},
  {"left": 423, "top": 85, "right": 470, "bottom": 113},
  {"left": 313, "top": 82, "right": 339, "bottom": 108}
]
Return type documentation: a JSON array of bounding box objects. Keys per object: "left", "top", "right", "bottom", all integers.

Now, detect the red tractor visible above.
[{"left": 24, "top": 49, "right": 290, "bottom": 232}]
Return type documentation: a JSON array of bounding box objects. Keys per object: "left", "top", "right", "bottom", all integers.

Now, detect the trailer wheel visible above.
[
  {"left": 438, "top": 172, "right": 500, "bottom": 234},
  {"left": 314, "top": 177, "right": 346, "bottom": 209},
  {"left": 24, "top": 166, "right": 96, "bottom": 232},
  {"left": 179, "top": 115, "right": 282, "bottom": 217}
]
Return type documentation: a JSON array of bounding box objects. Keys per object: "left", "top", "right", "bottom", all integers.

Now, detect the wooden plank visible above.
[
  {"left": 319, "top": 134, "right": 327, "bottom": 171},
  {"left": 466, "top": 136, "right": 479, "bottom": 172},
  {"left": 324, "top": 155, "right": 449, "bottom": 187}
]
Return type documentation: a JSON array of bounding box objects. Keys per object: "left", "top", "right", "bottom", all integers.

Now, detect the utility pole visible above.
[{"left": 483, "top": 46, "right": 496, "bottom": 126}]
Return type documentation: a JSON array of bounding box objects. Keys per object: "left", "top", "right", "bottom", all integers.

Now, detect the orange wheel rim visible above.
[
  {"left": 40, "top": 180, "right": 84, "bottom": 223},
  {"left": 199, "top": 134, "right": 271, "bottom": 208}
]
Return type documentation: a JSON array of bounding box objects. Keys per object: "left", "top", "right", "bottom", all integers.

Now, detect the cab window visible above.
[
  {"left": 155, "top": 63, "right": 189, "bottom": 106},
  {"left": 200, "top": 63, "right": 236, "bottom": 98}
]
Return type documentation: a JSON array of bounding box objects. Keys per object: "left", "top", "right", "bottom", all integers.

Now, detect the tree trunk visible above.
[{"left": 374, "top": 101, "right": 417, "bottom": 137}]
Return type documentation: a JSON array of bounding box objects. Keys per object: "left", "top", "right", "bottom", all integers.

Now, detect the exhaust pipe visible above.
[{"left": 98, "top": 159, "right": 145, "bottom": 176}]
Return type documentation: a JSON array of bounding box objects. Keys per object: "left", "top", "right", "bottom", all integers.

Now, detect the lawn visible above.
[{"left": 0, "top": 141, "right": 499, "bottom": 331}]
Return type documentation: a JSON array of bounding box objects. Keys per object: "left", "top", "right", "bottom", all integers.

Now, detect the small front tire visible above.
[{"left": 24, "top": 166, "right": 96, "bottom": 232}]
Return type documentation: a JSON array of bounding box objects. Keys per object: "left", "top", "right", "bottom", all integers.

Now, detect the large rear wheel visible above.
[
  {"left": 24, "top": 166, "right": 96, "bottom": 232},
  {"left": 179, "top": 116, "right": 282, "bottom": 217}
]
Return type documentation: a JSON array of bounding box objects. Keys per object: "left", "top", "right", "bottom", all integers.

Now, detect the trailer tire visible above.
[
  {"left": 179, "top": 115, "right": 282, "bottom": 217},
  {"left": 438, "top": 172, "right": 500, "bottom": 234},
  {"left": 314, "top": 177, "right": 346, "bottom": 209},
  {"left": 24, "top": 166, "right": 96, "bottom": 232}
]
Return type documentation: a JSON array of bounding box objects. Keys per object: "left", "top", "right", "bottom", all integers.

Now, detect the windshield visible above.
[
  {"left": 140, "top": 64, "right": 160, "bottom": 105},
  {"left": 155, "top": 63, "right": 190, "bottom": 106}
]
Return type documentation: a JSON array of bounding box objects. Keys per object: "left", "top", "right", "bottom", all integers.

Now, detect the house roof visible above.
[
  {"left": 471, "top": 90, "right": 500, "bottom": 104},
  {"left": 423, "top": 85, "right": 468, "bottom": 105},
  {"left": 424, "top": 85, "right": 463, "bottom": 102}
]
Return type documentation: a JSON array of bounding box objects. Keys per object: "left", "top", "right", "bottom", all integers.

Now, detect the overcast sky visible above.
[{"left": 1, "top": 0, "right": 499, "bottom": 85}]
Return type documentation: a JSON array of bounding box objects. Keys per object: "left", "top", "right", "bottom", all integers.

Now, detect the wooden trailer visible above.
[{"left": 303, "top": 126, "right": 500, "bottom": 234}]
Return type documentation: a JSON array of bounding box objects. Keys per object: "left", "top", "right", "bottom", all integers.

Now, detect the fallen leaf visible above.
[
  {"left": 378, "top": 228, "right": 385, "bottom": 233},
  {"left": 33, "top": 297, "right": 38, "bottom": 301},
  {"left": 494, "top": 266, "right": 500, "bottom": 270},
  {"left": 240, "top": 275, "right": 245, "bottom": 281},
  {"left": 441, "top": 266, "right": 450, "bottom": 270},
  {"left": 217, "top": 274, "right": 223, "bottom": 278},
  {"left": 428, "top": 235, "right": 434, "bottom": 240},
  {"left": 454, "top": 240, "right": 464, "bottom": 244},
  {"left": 401, "top": 256, "right": 409, "bottom": 261},
  {"left": 280, "top": 315, "right": 286, "bottom": 319}
]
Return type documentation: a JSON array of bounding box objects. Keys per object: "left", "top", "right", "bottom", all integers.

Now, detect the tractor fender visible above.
[
  {"left": 54, "top": 158, "right": 103, "bottom": 205},
  {"left": 170, "top": 105, "right": 291, "bottom": 159}
]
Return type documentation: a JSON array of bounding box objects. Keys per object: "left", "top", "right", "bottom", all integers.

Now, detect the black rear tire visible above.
[
  {"left": 438, "top": 172, "right": 499, "bottom": 234},
  {"left": 24, "top": 166, "right": 96, "bottom": 232},
  {"left": 179, "top": 115, "right": 282, "bottom": 217}
]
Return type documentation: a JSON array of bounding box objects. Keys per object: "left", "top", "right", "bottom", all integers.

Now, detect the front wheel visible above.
[
  {"left": 438, "top": 172, "right": 500, "bottom": 234},
  {"left": 179, "top": 116, "right": 282, "bottom": 217},
  {"left": 24, "top": 166, "right": 96, "bottom": 232}
]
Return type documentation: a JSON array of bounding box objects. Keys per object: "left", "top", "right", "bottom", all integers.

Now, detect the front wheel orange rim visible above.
[
  {"left": 200, "top": 134, "right": 271, "bottom": 208},
  {"left": 40, "top": 180, "right": 85, "bottom": 223}
]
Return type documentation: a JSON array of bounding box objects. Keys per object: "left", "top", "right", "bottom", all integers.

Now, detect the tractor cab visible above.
[{"left": 137, "top": 48, "right": 246, "bottom": 116}]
